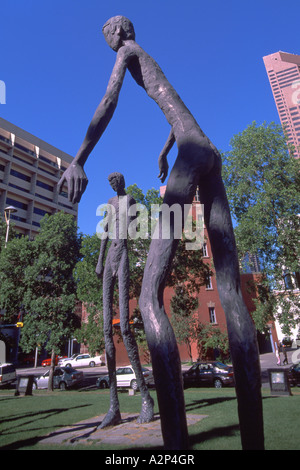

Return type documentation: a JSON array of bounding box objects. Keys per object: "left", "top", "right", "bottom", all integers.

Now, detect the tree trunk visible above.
[{"left": 48, "top": 349, "right": 56, "bottom": 391}]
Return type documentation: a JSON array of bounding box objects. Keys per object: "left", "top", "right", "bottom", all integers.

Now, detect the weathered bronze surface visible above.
[{"left": 58, "top": 16, "right": 264, "bottom": 450}]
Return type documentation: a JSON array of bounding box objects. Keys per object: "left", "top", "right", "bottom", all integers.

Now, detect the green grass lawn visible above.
[{"left": 0, "top": 387, "right": 299, "bottom": 450}]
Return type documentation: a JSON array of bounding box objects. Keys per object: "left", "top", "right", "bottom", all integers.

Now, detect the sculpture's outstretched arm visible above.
[
  {"left": 158, "top": 127, "right": 175, "bottom": 183},
  {"left": 58, "top": 48, "right": 128, "bottom": 203}
]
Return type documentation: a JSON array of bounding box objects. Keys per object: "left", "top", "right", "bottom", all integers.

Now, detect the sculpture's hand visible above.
[
  {"left": 57, "top": 162, "right": 88, "bottom": 204},
  {"left": 95, "top": 263, "right": 104, "bottom": 279},
  {"left": 158, "top": 154, "right": 169, "bottom": 183}
]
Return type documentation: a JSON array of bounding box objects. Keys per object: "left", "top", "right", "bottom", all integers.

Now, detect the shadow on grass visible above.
[
  {"left": 184, "top": 395, "right": 237, "bottom": 413},
  {"left": 0, "top": 404, "right": 91, "bottom": 450},
  {"left": 188, "top": 423, "right": 240, "bottom": 449}
]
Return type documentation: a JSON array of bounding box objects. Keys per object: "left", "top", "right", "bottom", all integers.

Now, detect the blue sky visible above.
[{"left": 1, "top": 0, "right": 299, "bottom": 236}]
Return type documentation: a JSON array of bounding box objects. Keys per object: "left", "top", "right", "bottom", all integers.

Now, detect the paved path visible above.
[{"left": 40, "top": 412, "right": 208, "bottom": 449}]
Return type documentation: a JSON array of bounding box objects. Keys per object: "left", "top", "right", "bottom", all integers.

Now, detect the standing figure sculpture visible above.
[
  {"left": 95, "top": 172, "right": 154, "bottom": 428},
  {"left": 58, "top": 16, "right": 264, "bottom": 450}
]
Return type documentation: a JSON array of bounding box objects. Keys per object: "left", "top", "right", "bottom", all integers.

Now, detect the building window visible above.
[
  {"left": 6, "top": 197, "right": 28, "bottom": 211},
  {"left": 202, "top": 243, "right": 208, "bottom": 257},
  {"left": 35, "top": 192, "right": 53, "bottom": 202},
  {"left": 33, "top": 207, "right": 51, "bottom": 217},
  {"left": 36, "top": 180, "right": 54, "bottom": 192},
  {"left": 8, "top": 183, "right": 30, "bottom": 193},
  {"left": 205, "top": 276, "right": 213, "bottom": 289},
  {"left": 209, "top": 307, "right": 217, "bottom": 324},
  {"left": 295, "top": 272, "right": 300, "bottom": 289},
  {"left": 10, "top": 168, "right": 31, "bottom": 182},
  {"left": 284, "top": 272, "right": 300, "bottom": 291},
  {"left": 11, "top": 214, "right": 26, "bottom": 223},
  {"left": 39, "top": 155, "right": 58, "bottom": 168},
  {"left": 14, "top": 142, "right": 35, "bottom": 157}
]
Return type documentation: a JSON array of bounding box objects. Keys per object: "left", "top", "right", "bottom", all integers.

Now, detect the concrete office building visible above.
[
  {"left": 263, "top": 51, "right": 300, "bottom": 158},
  {"left": 0, "top": 118, "right": 77, "bottom": 238}
]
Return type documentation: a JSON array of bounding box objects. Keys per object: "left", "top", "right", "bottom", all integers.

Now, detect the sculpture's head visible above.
[
  {"left": 102, "top": 16, "right": 135, "bottom": 51},
  {"left": 108, "top": 172, "right": 125, "bottom": 192}
]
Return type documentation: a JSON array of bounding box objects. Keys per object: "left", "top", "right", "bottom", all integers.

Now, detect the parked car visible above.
[
  {"left": 282, "top": 337, "right": 293, "bottom": 348},
  {"left": 33, "top": 367, "right": 83, "bottom": 390},
  {"left": 287, "top": 362, "right": 300, "bottom": 387},
  {"left": 41, "top": 356, "right": 67, "bottom": 367},
  {"left": 96, "top": 365, "right": 153, "bottom": 390},
  {"left": 58, "top": 353, "right": 103, "bottom": 368},
  {"left": 0, "top": 363, "right": 17, "bottom": 387},
  {"left": 182, "top": 361, "right": 234, "bottom": 389},
  {"left": 18, "top": 354, "right": 35, "bottom": 366}
]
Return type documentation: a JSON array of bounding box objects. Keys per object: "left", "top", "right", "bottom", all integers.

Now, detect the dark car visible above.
[
  {"left": 287, "top": 362, "right": 300, "bottom": 387},
  {"left": 182, "top": 361, "right": 234, "bottom": 389},
  {"left": 33, "top": 367, "right": 83, "bottom": 390}
]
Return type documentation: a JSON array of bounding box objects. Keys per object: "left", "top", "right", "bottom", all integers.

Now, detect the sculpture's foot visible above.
[
  {"left": 98, "top": 408, "right": 122, "bottom": 429},
  {"left": 137, "top": 396, "right": 155, "bottom": 424}
]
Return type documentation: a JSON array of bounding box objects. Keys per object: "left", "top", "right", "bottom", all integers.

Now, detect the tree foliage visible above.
[
  {"left": 0, "top": 236, "right": 33, "bottom": 321},
  {"left": 73, "top": 234, "right": 105, "bottom": 356},
  {"left": 222, "top": 121, "right": 300, "bottom": 334},
  {"left": 170, "top": 284, "right": 198, "bottom": 361},
  {"left": 196, "top": 323, "right": 230, "bottom": 361},
  {"left": 0, "top": 212, "right": 81, "bottom": 389}
]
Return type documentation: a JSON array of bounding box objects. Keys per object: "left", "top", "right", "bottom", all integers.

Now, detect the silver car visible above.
[
  {"left": 97, "top": 365, "right": 153, "bottom": 390},
  {"left": 33, "top": 367, "right": 83, "bottom": 390},
  {"left": 0, "top": 363, "right": 16, "bottom": 387}
]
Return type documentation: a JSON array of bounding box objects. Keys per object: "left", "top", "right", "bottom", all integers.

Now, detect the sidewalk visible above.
[{"left": 260, "top": 349, "right": 297, "bottom": 386}]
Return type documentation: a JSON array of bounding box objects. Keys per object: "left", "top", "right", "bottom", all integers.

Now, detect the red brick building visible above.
[{"left": 79, "top": 189, "right": 279, "bottom": 365}]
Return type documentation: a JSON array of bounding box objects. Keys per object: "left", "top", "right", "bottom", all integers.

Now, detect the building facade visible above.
[
  {"left": 0, "top": 118, "right": 78, "bottom": 364},
  {"left": 0, "top": 117, "right": 78, "bottom": 238},
  {"left": 263, "top": 51, "right": 300, "bottom": 158}
]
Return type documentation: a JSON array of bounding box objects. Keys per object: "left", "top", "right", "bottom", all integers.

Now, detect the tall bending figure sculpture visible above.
[
  {"left": 58, "top": 16, "right": 264, "bottom": 450},
  {"left": 95, "top": 172, "right": 154, "bottom": 428}
]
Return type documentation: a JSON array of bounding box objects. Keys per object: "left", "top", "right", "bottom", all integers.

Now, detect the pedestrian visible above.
[
  {"left": 282, "top": 345, "right": 288, "bottom": 365},
  {"left": 275, "top": 347, "right": 281, "bottom": 366}
]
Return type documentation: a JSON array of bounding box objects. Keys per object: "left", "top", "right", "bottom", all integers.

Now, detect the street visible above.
[{"left": 2, "top": 348, "right": 298, "bottom": 392}]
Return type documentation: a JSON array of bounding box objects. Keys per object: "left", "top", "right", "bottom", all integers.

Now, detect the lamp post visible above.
[{"left": 4, "top": 205, "right": 17, "bottom": 247}]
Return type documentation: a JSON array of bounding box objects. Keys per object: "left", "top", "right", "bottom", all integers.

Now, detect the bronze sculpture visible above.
[
  {"left": 95, "top": 172, "right": 154, "bottom": 428},
  {"left": 58, "top": 16, "right": 264, "bottom": 450}
]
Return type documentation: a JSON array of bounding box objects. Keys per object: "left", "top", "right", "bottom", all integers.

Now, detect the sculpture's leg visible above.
[
  {"left": 139, "top": 236, "right": 188, "bottom": 450},
  {"left": 98, "top": 266, "right": 121, "bottom": 429},
  {"left": 198, "top": 167, "right": 264, "bottom": 450},
  {"left": 118, "top": 251, "right": 154, "bottom": 423},
  {"left": 139, "top": 155, "right": 199, "bottom": 450}
]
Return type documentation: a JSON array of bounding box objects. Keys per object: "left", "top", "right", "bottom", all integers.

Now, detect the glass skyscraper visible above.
[{"left": 263, "top": 51, "right": 300, "bottom": 158}]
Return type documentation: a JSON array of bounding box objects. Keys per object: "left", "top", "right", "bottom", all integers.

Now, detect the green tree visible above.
[
  {"left": 170, "top": 284, "right": 198, "bottom": 362},
  {"left": 0, "top": 217, "right": 6, "bottom": 251},
  {"left": 222, "top": 121, "right": 300, "bottom": 335},
  {"left": 20, "top": 212, "right": 81, "bottom": 390},
  {"left": 74, "top": 234, "right": 105, "bottom": 356},
  {"left": 0, "top": 235, "right": 33, "bottom": 323},
  {"left": 0, "top": 215, "right": 17, "bottom": 254},
  {"left": 196, "top": 323, "right": 229, "bottom": 361}
]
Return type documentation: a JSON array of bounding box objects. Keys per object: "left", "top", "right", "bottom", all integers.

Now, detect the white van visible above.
[{"left": 0, "top": 363, "right": 17, "bottom": 386}]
